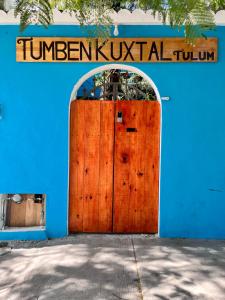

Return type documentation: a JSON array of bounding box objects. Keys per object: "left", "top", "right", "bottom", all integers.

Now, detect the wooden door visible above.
[
  {"left": 69, "top": 100, "right": 160, "bottom": 233},
  {"left": 69, "top": 100, "right": 115, "bottom": 232},
  {"left": 113, "top": 101, "right": 160, "bottom": 233}
]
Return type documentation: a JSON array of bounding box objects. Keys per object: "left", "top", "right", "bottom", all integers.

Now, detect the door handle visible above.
[{"left": 117, "top": 112, "right": 123, "bottom": 123}]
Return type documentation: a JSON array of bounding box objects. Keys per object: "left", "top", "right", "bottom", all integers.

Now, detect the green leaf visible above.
[{"left": 14, "top": 0, "right": 223, "bottom": 40}]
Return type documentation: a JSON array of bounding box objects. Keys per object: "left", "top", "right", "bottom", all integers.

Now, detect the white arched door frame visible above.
[{"left": 68, "top": 63, "right": 162, "bottom": 235}]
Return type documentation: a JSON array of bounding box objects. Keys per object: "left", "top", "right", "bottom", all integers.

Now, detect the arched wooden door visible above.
[{"left": 69, "top": 100, "right": 160, "bottom": 233}]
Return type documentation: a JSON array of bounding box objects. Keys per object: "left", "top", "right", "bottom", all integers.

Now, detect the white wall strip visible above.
[{"left": 0, "top": 9, "right": 225, "bottom": 25}]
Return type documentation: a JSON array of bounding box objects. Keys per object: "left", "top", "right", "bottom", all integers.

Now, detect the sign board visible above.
[{"left": 16, "top": 37, "right": 217, "bottom": 63}]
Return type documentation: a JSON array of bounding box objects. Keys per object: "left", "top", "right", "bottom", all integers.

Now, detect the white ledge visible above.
[
  {"left": 0, "top": 9, "right": 20, "bottom": 24},
  {"left": 215, "top": 10, "right": 225, "bottom": 25},
  {"left": 0, "top": 9, "right": 225, "bottom": 25}
]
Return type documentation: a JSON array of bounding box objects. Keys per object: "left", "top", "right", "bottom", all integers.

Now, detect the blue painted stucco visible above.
[{"left": 0, "top": 24, "right": 225, "bottom": 240}]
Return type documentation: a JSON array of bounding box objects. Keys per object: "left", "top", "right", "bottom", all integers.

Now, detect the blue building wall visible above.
[{"left": 0, "top": 24, "right": 225, "bottom": 240}]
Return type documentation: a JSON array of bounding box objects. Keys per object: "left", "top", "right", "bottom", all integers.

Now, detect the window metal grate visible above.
[{"left": 77, "top": 69, "right": 157, "bottom": 101}]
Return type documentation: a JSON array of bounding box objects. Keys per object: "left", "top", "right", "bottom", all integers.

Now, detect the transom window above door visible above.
[{"left": 77, "top": 69, "right": 157, "bottom": 101}]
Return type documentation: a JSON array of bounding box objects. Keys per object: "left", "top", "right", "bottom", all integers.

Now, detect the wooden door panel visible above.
[
  {"left": 113, "top": 101, "right": 160, "bottom": 233},
  {"left": 69, "top": 100, "right": 114, "bottom": 232},
  {"left": 69, "top": 100, "right": 160, "bottom": 234}
]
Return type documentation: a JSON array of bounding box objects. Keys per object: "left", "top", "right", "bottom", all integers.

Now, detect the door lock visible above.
[
  {"left": 117, "top": 112, "right": 123, "bottom": 123},
  {"left": 126, "top": 128, "right": 137, "bottom": 132}
]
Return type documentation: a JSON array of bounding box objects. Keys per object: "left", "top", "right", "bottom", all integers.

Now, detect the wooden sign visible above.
[{"left": 16, "top": 37, "right": 217, "bottom": 63}]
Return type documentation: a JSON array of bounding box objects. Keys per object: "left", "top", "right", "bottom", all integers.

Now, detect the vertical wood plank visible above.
[
  {"left": 82, "top": 101, "right": 100, "bottom": 232},
  {"left": 69, "top": 101, "right": 85, "bottom": 232},
  {"left": 113, "top": 132, "right": 131, "bottom": 232},
  {"left": 98, "top": 101, "right": 114, "bottom": 232},
  {"left": 25, "top": 195, "right": 36, "bottom": 226},
  {"left": 6, "top": 201, "right": 26, "bottom": 227},
  {"left": 113, "top": 101, "right": 132, "bottom": 232},
  {"left": 132, "top": 101, "right": 147, "bottom": 232},
  {"left": 127, "top": 102, "right": 139, "bottom": 232},
  {"left": 145, "top": 101, "right": 160, "bottom": 232}
]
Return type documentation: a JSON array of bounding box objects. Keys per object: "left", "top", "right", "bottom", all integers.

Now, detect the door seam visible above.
[{"left": 112, "top": 100, "right": 116, "bottom": 232}]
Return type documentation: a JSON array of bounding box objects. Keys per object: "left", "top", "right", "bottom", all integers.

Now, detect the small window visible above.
[{"left": 0, "top": 194, "right": 46, "bottom": 231}]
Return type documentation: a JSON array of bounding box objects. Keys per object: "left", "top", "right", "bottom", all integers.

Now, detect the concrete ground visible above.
[{"left": 0, "top": 235, "right": 225, "bottom": 300}]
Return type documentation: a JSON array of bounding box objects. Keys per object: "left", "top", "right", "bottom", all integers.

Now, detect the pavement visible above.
[{"left": 0, "top": 235, "right": 225, "bottom": 300}]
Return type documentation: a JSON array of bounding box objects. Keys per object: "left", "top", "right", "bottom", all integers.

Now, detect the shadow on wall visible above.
[{"left": 0, "top": 235, "right": 225, "bottom": 299}]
